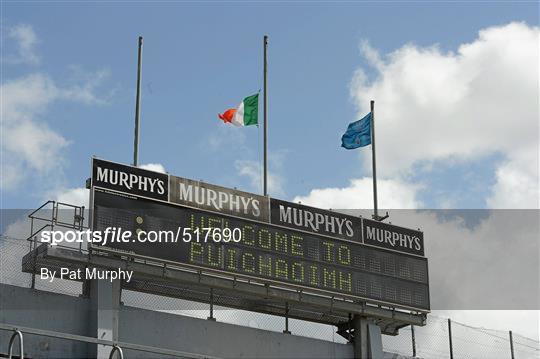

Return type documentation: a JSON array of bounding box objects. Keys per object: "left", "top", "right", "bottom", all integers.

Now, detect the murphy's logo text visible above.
[
  {"left": 91, "top": 159, "right": 168, "bottom": 201},
  {"left": 169, "top": 176, "right": 269, "bottom": 222},
  {"left": 270, "top": 199, "right": 361, "bottom": 240},
  {"left": 362, "top": 219, "right": 424, "bottom": 256}
]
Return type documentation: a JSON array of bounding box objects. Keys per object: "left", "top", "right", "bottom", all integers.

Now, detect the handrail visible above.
[
  {"left": 27, "top": 201, "right": 55, "bottom": 219},
  {"left": 54, "top": 202, "right": 85, "bottom": 229},
  {"left": 0, "top": 323, "right": 221, "bottom": 359},
  {"left": 7, "top": 329, "right": 24, "bottom": 359},
  {"left": 27, "top": 201, "right": 88, "bottom": 232},
  {"left": 109, "top": 344, "right": 124, "bottom": 359},
  {"left": 55, "top": 201, "right": 85, "bottom": 210},
  {"left": 25, "top": 223, "right": 51, "bottom": 243}
]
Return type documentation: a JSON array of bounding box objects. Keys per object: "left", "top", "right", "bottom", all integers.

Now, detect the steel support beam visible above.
[{"left": 23, "top": 244, "right": 427, "bottom": 335}]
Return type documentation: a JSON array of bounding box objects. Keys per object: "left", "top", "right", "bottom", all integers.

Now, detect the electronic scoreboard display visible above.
[{"left": 93, "top": 190, "right": 430, "bottom": 311}]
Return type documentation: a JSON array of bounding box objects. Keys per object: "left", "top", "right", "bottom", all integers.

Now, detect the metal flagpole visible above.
[
  {"left": 370, "top": 100, "right": 388, "bottom": 221},
  {"left": 133, "top": 36, "right": 143, "bottom": 167},
  {"left": 370, "top": 100, "right": 378, "bottom": 219},
  {"left": 263, "top": 35, "right": 268, "bottom": 196}
]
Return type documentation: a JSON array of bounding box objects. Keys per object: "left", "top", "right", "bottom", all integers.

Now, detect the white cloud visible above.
[
  {"left": 139, "top": 163, "right": 167, "bottom": 173},
  {"left": 61, "top": 66, "right": 113, "bottom": 105},
  {"left": 1, "top": 25, "right": 112, "bottom": 191},
  {"left": 55, "top": 187, "right": 89, "bottom": 208},
  {"left": 351, "top": 22, "right": 539, "bottom": 209},
  {"left": 4, "top": 24, "right": 40, "bottom": 65},
  {"left": 206, "top": 125, "right": 247, "bottom": 151},
  {"left": 290, "top": 24, "right": 540, "bottom": 341},
  {"left": 235, "top": 160, "right": 284, "bottom": 197},
  {"left": 487, "top": 148, "right": 540, "bottom": 209},
  {"left": 1, "top": 72, "right": 110, "bottom": 190},
  {"left": 293, "top": 177, "right": 421, "bottom": 210},
  {"left": 1, "top": 74, "right": 69, "bottom": 189}
]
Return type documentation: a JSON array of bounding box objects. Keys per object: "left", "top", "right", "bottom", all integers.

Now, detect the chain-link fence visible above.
[
  {"left": 1, "top": 236, "right": 538, "bottom": 358},
  {"left": 381, "top": 315, "right": 540, "bottom": 359}
]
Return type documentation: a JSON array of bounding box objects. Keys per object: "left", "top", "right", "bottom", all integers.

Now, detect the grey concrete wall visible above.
[
  {"left": 1, "top": 284, "right": 412, "bottom": 358},
  {"left": 0, "top": 284, "right": 92, "bottom": 358},
  {"left": 119, "top": 305, "right": 352, "bottom": 358},
  {"left": 0, "top": 284, "right": 353, "bottom": 358}
]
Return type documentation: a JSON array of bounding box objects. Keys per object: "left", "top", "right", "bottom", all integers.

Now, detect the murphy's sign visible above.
[
  {"left": 92, "top": 158, "right": 168, "bottom": 201},
  {"left": 91, "top": 158, "right": 269, "bottom": 222},
  {"left": 91, "top": 158, "right": 425, "bottom": 257},
  {"left": 169, "top": 176, "right": 269, "bottom": 222},
  {"left": 363, "top": 218, "right": 424, "bottom": 256},
  {"left": 270, "top": 199, "right": 362, "bottom": 241}
]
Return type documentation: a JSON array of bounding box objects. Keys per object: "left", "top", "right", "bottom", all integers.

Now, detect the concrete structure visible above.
[{"left": 1, "top": 284, "right": 413, "bottom": 358}]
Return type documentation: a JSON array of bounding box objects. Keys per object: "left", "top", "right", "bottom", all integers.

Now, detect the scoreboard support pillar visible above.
[
  {"left": 89, "top": 279, "right": 121, "bottom": 358},
  {"left": 353, "top": 315, "right": 368, "bottom": 358},
  {"left": 353, "top": 316, "right": 383, "bottom": 359}
]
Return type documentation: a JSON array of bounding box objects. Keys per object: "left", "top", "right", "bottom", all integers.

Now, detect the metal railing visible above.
[
  {"left": 0, "top": 323, "right": 221, "bottom": 359},
  {"left": 2, "top": 204, "right": 539, "bottom": 358},
  {"left": 25, "top": 201, "right": 88, "bottom": 289},
  {"left": 6, "top": 329, "right": 23, "bottom": 359}
]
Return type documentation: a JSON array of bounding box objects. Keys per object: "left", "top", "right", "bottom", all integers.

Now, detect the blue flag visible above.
[{"left": 341, "top": 112, "right": 372, "bottom": 149}]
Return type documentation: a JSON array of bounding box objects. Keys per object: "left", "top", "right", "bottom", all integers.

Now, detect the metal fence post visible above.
[
  {"left": 283, "top": 302, "right": 291, "bottom": 334},
  {"left": 411, "top": 325, "right": 417, "bottom": 357},
  {"left": 31, "top": 236, "right": 37, "bottom": 289},
  {"left": 509, "top": 330, "right": 515, "bottom": 359},
  {"left": 448, "top": 318, "right": 454, "bottom": 359},
  {"left": 207, "top": 288, "right": 215, "bottom": 321}
]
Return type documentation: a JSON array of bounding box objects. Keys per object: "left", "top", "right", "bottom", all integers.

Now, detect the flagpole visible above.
[
  {"left": 370, "top": 100, "right": 379, "bottom": 220},
  {"left": 133, "top": 36, "right": 143, "bottom": 167},
  {"left": 263, "top": 35, "right": 269, "bottom": 196}
]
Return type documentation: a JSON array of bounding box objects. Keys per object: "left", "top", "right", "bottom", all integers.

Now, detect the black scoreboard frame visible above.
[
  {"left": 90, "top": 190, "right": 430, "bottom": 313},
  {"left": 88, "top": 157, "right": 430, "bottom": 316}
]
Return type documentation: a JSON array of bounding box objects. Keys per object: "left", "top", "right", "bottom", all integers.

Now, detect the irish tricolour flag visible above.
[{"left": 218, "top": 93, "right": 259, "bottom": 126}]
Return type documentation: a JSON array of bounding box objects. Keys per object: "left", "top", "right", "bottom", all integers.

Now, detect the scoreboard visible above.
[{"left": 93, "top": 189, "right": 430, "bottom": 311}]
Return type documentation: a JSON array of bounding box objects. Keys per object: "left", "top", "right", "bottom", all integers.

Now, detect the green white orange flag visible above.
[{"left": 218, "top": 94, "right": 259, "bottom": 126}]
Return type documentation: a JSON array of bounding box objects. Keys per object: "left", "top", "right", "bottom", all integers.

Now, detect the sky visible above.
[{"left": 1, "top": 0, "right": 539, "bottom": 345}]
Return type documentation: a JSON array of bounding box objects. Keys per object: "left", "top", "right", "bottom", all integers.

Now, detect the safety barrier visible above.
[{"left": 0, "top": 323, "right": 221, "bottom": 359}]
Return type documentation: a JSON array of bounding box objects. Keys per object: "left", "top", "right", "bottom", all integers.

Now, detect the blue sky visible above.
[
  {"left": 1, "top": 1, "right": 539, "bottom": 340},
  {"left": 1, "top": 2, "right": 538, "bottom": 209}
]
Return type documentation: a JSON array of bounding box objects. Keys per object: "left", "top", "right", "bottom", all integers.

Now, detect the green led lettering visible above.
[
  {"left": 208, "top": 217, "right": 221, "bottom": 229},
  {"left": 192, "top": 214, "right": 216, "bottom": 230},
  {"left": 292, "top": 262, "right": 304, "bottom": 283},
  {"left": 291, "top": 235, "right": 304, "bottom": 257},
  {"left": 226, "top": 248, "right": 237, "bottom": 270},
  {"left": 309, "top": 265, "right": 319, "bottom": 286},
  {"left": 190, "top": 242, "right": 203, "bottom": 263},
  {"left": 243, "top": 225, "right": 255, "bottom": 246},
  {"left": 338, "top": 245, "right": 351, "bottom": 265},
  {"left": 323, "top": 268, "right": 336, "bottom": 289},
  {"left": 258, "top": 229, "right": 271, "bottom": 249},
  {"left": 207, "top": 245, "right": 222, "bottom": 267},
  {"left": 275, "top": 233, "right": 288, "bottom": 253},
  {"left": 322, "top": 241, "right": 334, "bottom": 262},
  {"left": 259, "top": 256, "right": 272, "bottom": 276},
  {"left": 189, "top": 214, "right": 197, "bottom": 230},
  {"left": 338, "top": 271, "right": 352, "bottom": 292},
  {"left": 242, "top": 252, "right": 256, "bottom": 273},
  {"left": 275, "top": 259, "right": 289, "bottom": 279}
]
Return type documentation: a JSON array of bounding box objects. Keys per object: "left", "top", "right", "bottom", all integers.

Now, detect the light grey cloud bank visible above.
[{"left": 295, "top": 21, "right": 539, "bottom": 342}]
